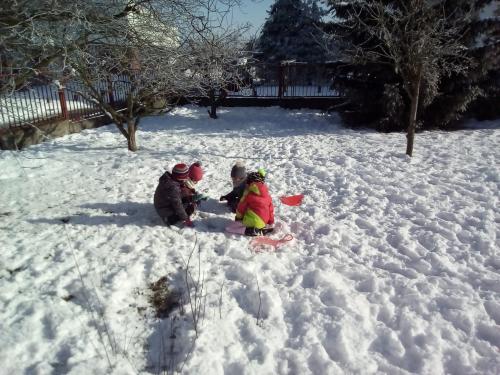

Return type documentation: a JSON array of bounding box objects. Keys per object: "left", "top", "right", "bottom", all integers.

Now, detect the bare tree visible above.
[
  {"left": 190, "top": 28, "right": 250, "bottom": 119},
  {"left": 1, "top": 0, "right": 245, "bottom": 150},
  {"left": 0, "top": 1, "right": 139, "bottom": 93},
  {"left": 187, "top": 1, "right": 251, "bottom": 119},
  {"left": 327, "top": 0, "right": 474, "bottom": 156},
  {"left": 62, "top": 0, "right": 220, "bottom": 151}
]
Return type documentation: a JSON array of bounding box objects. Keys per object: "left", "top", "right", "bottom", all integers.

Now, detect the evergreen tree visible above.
[
  {"left": 257, "top": 0, "right": 327, "bottom": 63},
  {"left": 322, "top": 1, "right": 402, "bottom": 130},
  {"left": 423, "top": 0, "right": 500, "bottom": 126},
  {"left": 323, "top": 0, "right": 500, "bottom": 132}
]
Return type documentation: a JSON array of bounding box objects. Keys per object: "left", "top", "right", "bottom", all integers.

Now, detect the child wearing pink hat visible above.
[{"left": 180, "top": 162, "right": 208, "bottom": 220}]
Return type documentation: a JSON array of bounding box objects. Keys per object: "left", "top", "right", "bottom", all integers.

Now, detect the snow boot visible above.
[
  {"left": 244, "top": 227, "right": 264, "bottom": 236},
  {"left": 262, "top": 227, "right": 274, "bottom": 235}
]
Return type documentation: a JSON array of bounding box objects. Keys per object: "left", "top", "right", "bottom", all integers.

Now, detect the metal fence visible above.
[
  {"left": 226, "top": 62, "right": 342, "bottom": 98},
  {"left": 63, "top": 75, "right": 131, "bottom": 121},
  {"left": 0, "top": 75, "right": 131, "bottom": 130},
  {"left": 0, "top": 63, "right": 341, "bottom": 130}
]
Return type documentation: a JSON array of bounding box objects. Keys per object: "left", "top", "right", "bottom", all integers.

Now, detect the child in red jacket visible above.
[{"left": 235, "top": 168, "right": 275, "bottom": 236}]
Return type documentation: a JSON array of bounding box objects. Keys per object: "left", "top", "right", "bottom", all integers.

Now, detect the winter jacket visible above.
[
  {"left": 221, "top": 181, "right": 246, "bottom": 213},
  {"left": 180, "top": 183, "right": 197, "bottom": 216},
  {"left": 154, "top": 172, "right": 188, "bottom": 222},
  {"left": 236, "top": 181, "right": 274, "bottom": 229}
]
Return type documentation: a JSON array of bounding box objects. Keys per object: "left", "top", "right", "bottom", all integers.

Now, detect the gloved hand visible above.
[
  {"left": 183, "top": 219, "right": 194, "bottom": 227},
  {"left": 219, "top": 195, "right": 227, "bottom": 202},
  {"left": 194, "top": 193, "right": 208, "bottom": 202}
]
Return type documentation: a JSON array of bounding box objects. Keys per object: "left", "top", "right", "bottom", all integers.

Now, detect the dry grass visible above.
[{"left": 148, "top": 276, "right": 180, "bottom": 319}]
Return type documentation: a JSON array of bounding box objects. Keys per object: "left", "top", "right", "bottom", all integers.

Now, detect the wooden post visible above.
[{"left": 58, "top": 87, "right": 69, "bottom": 120}]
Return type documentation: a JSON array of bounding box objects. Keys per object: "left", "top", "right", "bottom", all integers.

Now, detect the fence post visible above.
[
  {"left": 278, "top": 63, "right": 284, "bottom": 99},
  {"left": 58, "top": 87, "right": 69, "bottom": 120},
  {"left": 107, "top": 78, "right": 115, "bottom": 106}
]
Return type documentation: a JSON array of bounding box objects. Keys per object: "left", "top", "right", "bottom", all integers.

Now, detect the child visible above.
[
  {"left": 154, "top": 163, "right": 194, "bottom": 227},
  {"left": 235, "top": 168, "right": 275, "bottom": 236},
  {"left": 180, "top": 162, "right": 207, "bottom": 216},
  {"left": 219, "top": 161, "right": 247, "bottom": 213}
]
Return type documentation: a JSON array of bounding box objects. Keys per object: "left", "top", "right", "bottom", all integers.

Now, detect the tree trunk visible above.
[
  {"left": 127, "top": 118, "right": 138, "bottom": 152},
  {"left": 208, "top": 89, "right": 217, "bottom": 119},
  {"left": 209, "top": 102, "right": 217, "bottom": 119},
  {"left": 406, "top": 67, "right": 422, "bottom": 157}
]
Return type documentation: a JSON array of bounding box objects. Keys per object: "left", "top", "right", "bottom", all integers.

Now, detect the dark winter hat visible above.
[
  {"left": 231, "top": 161, "right": 246, "bottom": 179},
  {"left": 246, "top": 171, "right": 265, "bottom": 184},
  {"left": 172, "top": 163, "right": 189, "bottom": 180},
  {"left": 189, "top": 161, "right": 204, "bottom": 182}
]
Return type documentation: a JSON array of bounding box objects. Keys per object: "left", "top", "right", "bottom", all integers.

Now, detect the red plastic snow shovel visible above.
[
  {"left": 250, "top": 234, "right": 294, "bottom": 253},
  {"left": 279, "top": 194, "right": 304, "bottom": 206}
]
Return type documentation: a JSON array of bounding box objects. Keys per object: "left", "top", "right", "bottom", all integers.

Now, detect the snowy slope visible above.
[{"left": 0, "top": 106, "right": 498, "bottom": 374}]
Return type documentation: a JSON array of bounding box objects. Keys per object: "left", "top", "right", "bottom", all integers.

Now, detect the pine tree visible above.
[
  {"left": 257, "top": 0, "right": 326, "bottom": 63},
  {"left": 322, "top": 1, "right": 401, "bottom": 130},
  {"left": 423, "top": 0, "right": 500, "bottom": 126},
  {"left": 323, "top": 0, "right": 500, "bottom": 133}
]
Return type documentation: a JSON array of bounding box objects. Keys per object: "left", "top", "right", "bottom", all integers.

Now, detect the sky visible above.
[
  {"left": 229, "top": 0, "right": 499, "bottom": 37},
  {"left": 229, "top": 0, "right": 275, "bottom": 37}
]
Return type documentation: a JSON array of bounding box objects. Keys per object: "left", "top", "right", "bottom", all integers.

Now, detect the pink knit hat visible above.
[{"left": 189, "top": 162, "right": 204, "bottom": 182}]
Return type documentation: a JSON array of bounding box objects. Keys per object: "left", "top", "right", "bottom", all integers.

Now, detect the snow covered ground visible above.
[{"left": 0, "top": 106, "right": 498, "bottom": 374}]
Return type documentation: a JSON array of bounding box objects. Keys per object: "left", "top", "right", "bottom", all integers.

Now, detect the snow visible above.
[{"left": 0, "top": 106, "right": 499, "bottom": 374}]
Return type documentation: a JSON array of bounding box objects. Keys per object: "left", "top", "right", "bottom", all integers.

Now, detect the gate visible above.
[{"left": 226, "top": 62, "right": 342, "bottom": 99}]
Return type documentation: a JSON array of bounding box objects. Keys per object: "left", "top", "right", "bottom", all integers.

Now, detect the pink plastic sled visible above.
[
  {"left": 225, "top": 221, "right": 247, "bottom": 235},
  {"left": 225, "top": 222, "right": 293, "bottom": 252},
  {"left": 226, "top": 221, "right": 293, "bottom": 252},
  {"left": 250, "top": 234, "right": 293, "bottom": 252}
]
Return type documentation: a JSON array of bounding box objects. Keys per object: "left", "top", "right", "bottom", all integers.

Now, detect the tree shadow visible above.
[
  {"left": 197, "top": 197, "right": 231, "bottom": 216},
  {"left": 192, "top": 216, "right": 234, "bottom": 234},
  {"left": 142, "top": 271, "right": 195, "bottom": 374},
  {"left": 29, "top": 201, "right": 162, "bottom": 227},
  {"left": 29, "top": 200, "right": 235, "bottom": 233},
  {"left": 137, "top": 105, "right": 347, "bottom": 139},
  {"left": 189, "top": 198, "right": 235, "bottom": 234}
]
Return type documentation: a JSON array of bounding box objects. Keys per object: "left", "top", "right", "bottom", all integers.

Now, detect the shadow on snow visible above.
[{"left": 28, "top": 199, "right": 235, "bottom": 234}]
